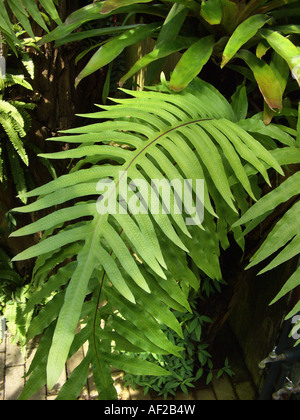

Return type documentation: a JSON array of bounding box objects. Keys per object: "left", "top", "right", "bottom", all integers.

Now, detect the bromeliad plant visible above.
[
  {"left": 29, "top": 0, "right": 300, "bottom": 122},
  {"left": 1, "top": 1, "right": 300, "bottom": 122},
  {"left": 10, "top": 77, "right": 297, "bottom": 400}
]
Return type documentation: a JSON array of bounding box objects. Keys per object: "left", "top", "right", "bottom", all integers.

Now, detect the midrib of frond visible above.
[
  {"left": 86, "top": 116, "right": 215, "bottom": 294},
  {"left": 46, "top": 116, "right": 214, "bottom": 388},
  {"left": 87, "top": 117, "right": 214, "bottom": 368}
]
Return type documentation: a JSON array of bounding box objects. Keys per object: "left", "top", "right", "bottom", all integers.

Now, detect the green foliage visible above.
[
  {"left": 0, "top": 248, "right": 32, "bottom": 349},
  {"left": 0, "top": 72, "right": 35, "bottom": 202},
  {"left": 0, "top": 0, "right": 61, "bottom": 54},
  {"left": 0, "top": 249, "right": 23, "bottom": 315},
  {"left": 234, "top": 169, "right": 300, "bottom": 344},
  {"left": 10, "top": 77, "right": 294, "bottom": 400},
  {"left": 234, "top": 103, "right": 300, "bottom": 346},
  {"left": 122, "top": 296, "right": 234, "bottom": 399},
  {"left": 20, "top": 0, "right": 299, "bottom": 123},
  {"left": 1, "top": 0, "right": 299, "bottom": 402}
]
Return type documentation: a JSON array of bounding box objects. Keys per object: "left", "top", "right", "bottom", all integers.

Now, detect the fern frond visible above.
[
  {"left": 6, "top": 142, "right": 27, "bottom": 202},
  {"left": 3, "top": 75, "right": 33, "bottom": 91},
  {"left": 234, "top": 171, "right": 300, "bottom": 319},
  {"left": 13, "top": 79, "right": 286, "bottom": 399},
  {"left": 0, "top": 100, "right": 25, "bottom": 128},
  {"left": 0, "top": 112, "right": 28, "bottom": 165}
]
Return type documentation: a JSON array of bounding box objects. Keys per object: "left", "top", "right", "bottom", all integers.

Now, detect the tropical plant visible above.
[
  {"left": 122, "top": 295, "right": 234, "bottom": 399},
  {"left": 12, "top": 0, "right": 297, "bottom": 123},
  {"left": 234, "top": 144, "right": 300, "bottom": 346},
  {"left": 0, "top": 246, "right": 33, "bottom": 351},
  {"left": 2, "top": 1, "right": 300, "bottom": 123},
  {"left": 9, "top": 76, "right": 297, "bottom": 400},
  {"left": 0, "top": 0, "right": 61, "bottom": 54},
  {"left": 0, "top": 70, "right": 36, "bottom": 202},
  {"left": 0, "top": 248, "right": 23, "bottom": 316}
]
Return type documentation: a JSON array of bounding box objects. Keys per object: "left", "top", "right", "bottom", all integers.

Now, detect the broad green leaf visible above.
[
  {"left": 120, "top": 37, "right": 195, "bottom": 87},
  {"left": 75, "top": 23, "right": 160, "bottom": 87},
  {"left": 21, "top": 0, "right": 49, "bottom": 32},
  {"left": 155, "top": 3, "right": 188, "bottom": 49},
  {"left": 220, "top": 0, "right": 239, "bottom": 33},
  {"left": 55, "top": 24, "right": 144, "bottom": 47},
  {"left": 201, "top": 0, "right": 223, "bottom": 25},
  {"left": 6, "top": 0, "right": 35, "bottom": 39},
  {"left": 170, "top": 36, "right": 215, "bottom": 92},
  {"left": 231, "top": 84, "right": 248, "bottom": 121},
  {"left": 221, "top": 14, "right": 269, "bottom": 68},
  {"left": 237, "top": 50, "right": 283, "bottom": 112},
  {"left": 100, "top": 0, "right": 152, "bottom": 14},
  {"left": 38, "top": 0, "right": 62, "bottom": 24},
  {"left": 256, "top": 39, "right": 271, "bottom": 59},
  {"left": 260, "top": 29, "right": 300, "bottom": 86},
  {"left": 145, "top": 3, "right": 188, "bottom": 84}
]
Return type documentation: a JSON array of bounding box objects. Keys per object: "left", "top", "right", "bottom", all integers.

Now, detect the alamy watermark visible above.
[{"left": 96, "top": 171, "right": 205, "bottom": 226}]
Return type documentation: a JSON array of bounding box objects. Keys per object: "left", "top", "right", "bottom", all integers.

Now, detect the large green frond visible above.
[{"left": 14, "top": 79, "right": 286, "bottom": 398}]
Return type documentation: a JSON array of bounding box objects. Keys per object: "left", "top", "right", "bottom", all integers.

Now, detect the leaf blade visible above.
[{"left": 170, "top": 36, "right": 215, "bottom": 92}]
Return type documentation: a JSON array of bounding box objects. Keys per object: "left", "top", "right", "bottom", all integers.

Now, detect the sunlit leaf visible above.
[{"left": 170, "top": 36, "right": 214, "bottom": 91}]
